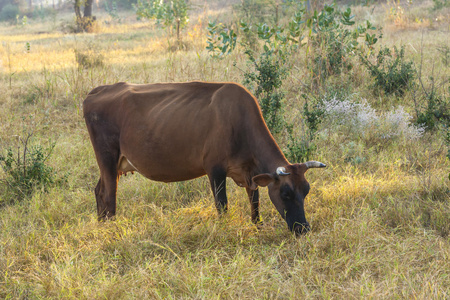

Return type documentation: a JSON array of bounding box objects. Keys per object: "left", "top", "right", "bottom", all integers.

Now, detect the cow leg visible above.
[
  {"left": 95, "top": 163, "right": 119, "bottom": 220},
  {"left": 246, "top": 188, "right": 261, "bottom": 224},
  {"left": 85, "top": 117, "right": 120, "bottom": 220},
  {"left": 208, "top": 166, "right": 228, "bottom": 214}
]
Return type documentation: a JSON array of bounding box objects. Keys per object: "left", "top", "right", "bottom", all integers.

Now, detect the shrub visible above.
[
  {"left": 135, "top": 0, "right": 189, "bottom": 41},
  {"left": 285, "top": 129, "right": 317, "bottom": 163},
  {"left": 0, "top": 137, "right": 57, "bottom": 202},
  {"left": 431, "top": 0, "right": 450, "bottom": 11},
  {"left": 411, "top": 57, "right": 450, "bottom": 131},
  {"left": 445, "top": 126, "right": 450, "bottom": 180},
  {"left": 303, "top": 98, "right": 324, "bottom": 134},
  {"left": 0, "top": 4, "right": 19, "bottom": 22},
  {"left": 306, "top": 4, "right": 379, "bottom": 84},
  {"left": 437, "top": 44, "right": 450, "bottom": 67},
  {"left": 360, "top": 45, "right": 415, "bottom": 96},
  {"left": 104, "top": 0, "right": 121, "bottom": 23},
  {"left": 415, "top": 90, "right": 450, "bottom": 130},
  {"left": 237, "top": 15, "right": 308, "bottom": 133},
  {"left": 242, "top": 48, "right": 288, "bottom": 134}
]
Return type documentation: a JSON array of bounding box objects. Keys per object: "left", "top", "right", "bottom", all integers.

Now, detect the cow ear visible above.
[{"left": 252, "top": 173, "right": 276, "bottom": 187}]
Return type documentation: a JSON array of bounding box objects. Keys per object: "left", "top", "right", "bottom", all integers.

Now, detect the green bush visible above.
[
  {"left": 437, "top": 44, "right": 450, "bottom": 67},
  {"left": 135, "top": 0, "right": 189, "bottom": 40},
  {"left": 306, "top": 4, "right": 379, "bottom": 83},
  {"left": 431, "top": 0, "right": 450, "bottom": 11},
  {"left": 104, "top": 0, "right": 121, "bottom": 23},
  {"left": 0, "top": 141, "right": 56, "bottom": 202},
  {"left": 285, "top": 130, "right": 317, "bottom": 163},
  {"left": 360, "top": 45, "right": 415, "bottom": 96},
  {"left": 240, "top": 21, "right": 294, "bottom": 135},
  {"left": 242, "top": 49, "right": 287, "bottom": 134},
  {"left": 416, "top": 90, "right": 450, "bottom": 130},
  {"left": 0, "top": 3, "right": 19, "bottom": 22}
]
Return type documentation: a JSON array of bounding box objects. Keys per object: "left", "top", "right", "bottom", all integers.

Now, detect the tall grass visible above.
[{"left": 1, "top": 2, "right": 449, "bottom": 298}]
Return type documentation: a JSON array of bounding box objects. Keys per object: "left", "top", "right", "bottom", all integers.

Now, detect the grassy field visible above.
[{"left": 1, "top": 0, "right": 449, "bottom": 298}]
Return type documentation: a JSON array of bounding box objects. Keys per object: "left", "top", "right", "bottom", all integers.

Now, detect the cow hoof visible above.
[{"left": 254, "top": 220, "right": 264, "bottom": 230}]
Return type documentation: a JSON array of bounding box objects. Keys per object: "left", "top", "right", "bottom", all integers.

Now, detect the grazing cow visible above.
[{"left": 83, "top": 81, "right": 326, "bottom": 235}]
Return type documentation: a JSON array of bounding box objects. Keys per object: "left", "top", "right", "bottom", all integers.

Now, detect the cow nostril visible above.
[{"left": 294, "top": 223, "right": 310, "bottom": 235}]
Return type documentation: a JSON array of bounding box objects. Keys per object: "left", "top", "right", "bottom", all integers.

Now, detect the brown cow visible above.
[{"left": 83, "top": 81, "right": 326, "bottom": 235}]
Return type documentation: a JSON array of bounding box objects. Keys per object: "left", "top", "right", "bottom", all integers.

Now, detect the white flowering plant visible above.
[{"left": 319, "top": 97, "right": 425, "bottom": 144}]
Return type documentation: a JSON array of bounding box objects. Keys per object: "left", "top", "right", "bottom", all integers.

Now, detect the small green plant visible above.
[
  {"left": 445, "top": 125, "right": 450, "bottom": 160},
  {"left": 410, "top": 45, "right": 449, "bottom": 131},
  {"left": 287, "top": 95, "right": 325, "bottom": 163},
  {"left": 14, "top": 14, "right": 28, "bottom": 27},
  {"left": 104, "top": 0, "right": 121, "bottom": 23},
  {"left": 285, "top": 128, "right": 317, "bottom": 163},
  {"left": 74, "top": 46, "right": 104, "bottom": 69},
  {"left": 415, "top": 88, "right": 449, "bottom": 130},
  {"left": 360, "top": 45, "right": 415, "bottom": 96},
  {"left": 0, "top": 133, "right": 58, "bottom": 202},
  {"left": 445, "top": 126, "right": 450, "bottom": 181},
  {"left": 238, "top": 19, "right": 312, "bottom": 157},
  {"left": 437, "top": 44, "right": 450, "bottom": 67},
  {"left": 135, "top": 0, "right": 189, "bottom": 41},
  {"left": 303, "top": 97, "right": 325, "bottom": 134},
  {"left": 431, "top": 0, "right": 450, "bottom": 11}
]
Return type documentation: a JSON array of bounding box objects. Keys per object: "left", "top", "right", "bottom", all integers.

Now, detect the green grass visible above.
[{"left": 1, "top": 1, "right": 449, "bottom": 298}]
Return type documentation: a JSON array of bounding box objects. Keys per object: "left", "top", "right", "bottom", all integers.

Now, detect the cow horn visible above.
[
  {"left": 305, "top": 161, "right": 327, "bottom": 169},
  {"left": 276, "top": 167, "right": 290, "bottom": 176}
]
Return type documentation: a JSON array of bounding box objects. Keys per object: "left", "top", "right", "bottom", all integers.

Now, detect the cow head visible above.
[{"left": 252, "top": 161, "right": 326, "bottom": 236}]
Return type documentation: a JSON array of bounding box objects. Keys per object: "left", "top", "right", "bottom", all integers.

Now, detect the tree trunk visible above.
[
  {"left": 84, "top": 0, "right": 93, "bottom": 17},
  {"left": 176, "top": 19, "right": 180, "bottom": 42},
  {"left": 74, "top": 0, "right": 96, "bottom": 32},
  {"left": 74, "top": 0, "right": 82, "bottom": 21}
]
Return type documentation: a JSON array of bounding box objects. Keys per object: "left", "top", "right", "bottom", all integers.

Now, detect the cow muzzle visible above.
[{"left": 293, "top": 222, "right": 310, "bottom": 236}]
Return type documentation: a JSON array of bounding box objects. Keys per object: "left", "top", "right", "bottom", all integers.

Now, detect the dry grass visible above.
[{"left": 1, "top": 1, "right": 449, "bottom": 299}]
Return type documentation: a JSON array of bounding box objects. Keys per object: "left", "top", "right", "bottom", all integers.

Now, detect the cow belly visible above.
[{"left": 118, "top": 150, "right": 206, "bottom": 183}]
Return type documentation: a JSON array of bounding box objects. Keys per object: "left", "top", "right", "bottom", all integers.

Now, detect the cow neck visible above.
[
  {"left": 258, "top": 150, "right": 289, "bottom": 174},
  {"left": 251, "top": 132, "right": 289, "bottom": 175}
]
